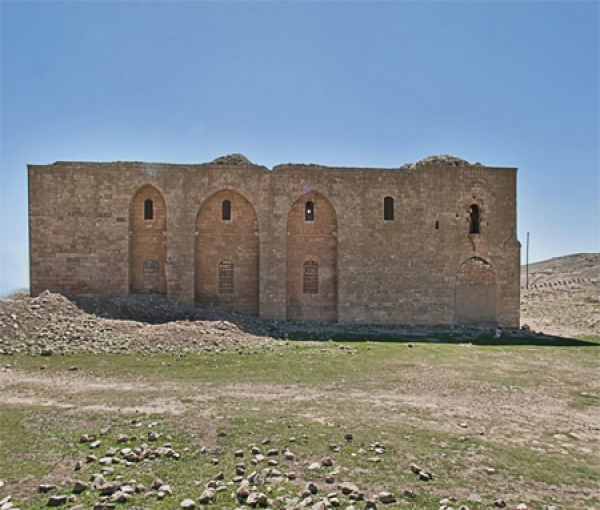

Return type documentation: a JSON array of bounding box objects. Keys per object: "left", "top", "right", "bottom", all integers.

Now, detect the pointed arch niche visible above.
[
  {"left": 195, "top": 190, "right": 259, "bottom": 314},
  {"left": 129, "top": 184, "right": 167, "bottom": 294},
  {"left": 286, "top": 192, "right": 338, "bottom": 322},
  {"left": 454, "top": 257, "right": 497, "bottom": 326}
]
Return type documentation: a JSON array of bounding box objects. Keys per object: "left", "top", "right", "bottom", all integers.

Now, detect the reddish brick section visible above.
[
  {"left": 287, "top": 192, "right": 337, "bottom": 322},
  {"left": 195, "top": 190, "right": 259, "bottom": 314},
  {"left": 456, "top": 257, "right": 497, "bottom": 285},
  {"left": 28, "top": 159, "right": 521, "bottom": 327},
  {"left": 129, "top": 184, "right": 167, "bottom": 294}
]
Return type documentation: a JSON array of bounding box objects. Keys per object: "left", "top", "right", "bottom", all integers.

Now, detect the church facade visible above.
[{"left": 28, "top": 154, "right": 520, "bottom": 327}]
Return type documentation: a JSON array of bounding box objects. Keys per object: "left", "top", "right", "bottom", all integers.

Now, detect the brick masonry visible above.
[{"left": 28, "top": 156, "right": 521, "bottom": 327}]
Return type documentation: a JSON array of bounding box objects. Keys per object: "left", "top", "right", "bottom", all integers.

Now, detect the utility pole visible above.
[{"left": 526, "top": 232, "right": 530, "bottom": 289}]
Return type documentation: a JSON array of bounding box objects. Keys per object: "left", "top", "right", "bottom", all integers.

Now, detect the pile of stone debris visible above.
[
  {"left": 0, "top": 291, "right": 283, "bottom": 356},
  {"left": 400, "top": 155, "right": 482, "bottom": 170},
  {"left": 0, "top": 291, "right": 534, "bottom": 357}
]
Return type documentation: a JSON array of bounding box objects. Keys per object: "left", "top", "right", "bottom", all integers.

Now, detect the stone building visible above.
[{"left": 28, "top": 154, "right": 520, "bottom": 327}]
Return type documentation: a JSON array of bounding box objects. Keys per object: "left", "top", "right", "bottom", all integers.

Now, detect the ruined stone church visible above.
[{"left": 28, "top": 154, "right": 520, "bottom": 327}]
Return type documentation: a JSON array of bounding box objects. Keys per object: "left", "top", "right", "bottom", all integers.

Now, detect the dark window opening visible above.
[
  {"left": 144, "top": 199, "right": 153, "bottom": 220},
  {"left": 305, "top": 201, "right": 314, "bottom": 222},
  {"left": 222, "top": 200, "right": 231, "bottom": 221},
  {"left": 435, "top": 220, "right": 440, "bottom": 230},
  {"left": 469, "top": 204, "right": 480, "bottom": 234},
  {"left": 218, "top": 260, "right": 234, "bottom": 295},
  {"left": 384, "top": 196, "right": 394, "bottom": 221},
  {"left": 303, "top": 261, "right": 319, "bottom": 294}
]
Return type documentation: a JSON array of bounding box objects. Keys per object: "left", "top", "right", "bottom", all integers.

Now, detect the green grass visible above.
[{"left": 0, "top": 339, "right": 598, "bottom": 509}]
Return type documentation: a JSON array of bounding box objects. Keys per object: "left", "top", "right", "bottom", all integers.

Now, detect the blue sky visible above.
[{"left": 1, "top": 1, "right": 598, "bottom": 295}]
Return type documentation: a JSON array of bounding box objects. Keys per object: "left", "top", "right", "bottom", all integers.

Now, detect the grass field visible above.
[{"left": 1, "top": 334, "right": 599, "bottom": 509}]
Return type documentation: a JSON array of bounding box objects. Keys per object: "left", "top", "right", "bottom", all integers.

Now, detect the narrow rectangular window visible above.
[
  {"left": 305, "top": 201, "right": 314, "bottom": 222},
  {"left": 219, "top": 261, "right": 234, "bottom": 295},
  {"left": 303, "top": 261, "right": 319, "bottom": 294},
  {"left": 144, "top": 199, "right": 153, "bottom": 220},
  {"left": 384, "top": 197, "right": 394, "bottom": 221},
  {"left": 469, "top": 204, "right": 480, "bottom": 234},
  {"left": 222, "top": 200, "right": 231, "bottom": 221}
]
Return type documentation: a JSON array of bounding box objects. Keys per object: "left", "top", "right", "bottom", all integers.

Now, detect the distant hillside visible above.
[
  {"left": 521, "top": 253, "right": 599, "bottom": 287},
  {"left": 520, "top": 253, "right": 599, "bottom": 337}
]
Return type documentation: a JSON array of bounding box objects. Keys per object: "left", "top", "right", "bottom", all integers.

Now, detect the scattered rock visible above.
[
  {"left": 246, "top": 492, "right": 268, "bottom": 508},
  {"left": 198, "top": 489, "right": 214, "bottom": 504},
  {"left": 378, "top": 492, "right": 396, "bottom": 504},
  {"left": 47, "top": 495, "right": 67, "bottom": 507},
  {"left": 73, "top": 481, "right": 89, "bottom": 494}
]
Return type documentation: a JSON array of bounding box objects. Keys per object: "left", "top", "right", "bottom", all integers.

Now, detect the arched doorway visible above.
[
  {"left": 195, "top": 190, "right": 259, "bottom": 314},
  {"left": 454, "top": 257, "right": 497, "bottom": 325},
  {"left": 287, "top": 191, "right": 338, "bottom": 322},
  {"left": 129, "top": 184, "right": 167, "bottom": 294}
]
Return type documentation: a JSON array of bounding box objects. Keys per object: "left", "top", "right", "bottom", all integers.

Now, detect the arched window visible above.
[
  {"left": 218, "top": 260, "right": 234, "bottom": 295},
  {"left": 383, "top": 196, "right": 394, "bottom": 221},
  {"left": 469, "top": 204, "right": 480, "bottom": 234},
  {"left": 303, "top": 261, "right": 319, "bottom": 294},
  {"left": 305, "top": 201, "right": 314, "bottom": 222},
  {"left": 222, "top": 200, "right": 231, "bottom": 221},
  {"left": 144, "top": 199, "right": 154, "bottom": 220}
]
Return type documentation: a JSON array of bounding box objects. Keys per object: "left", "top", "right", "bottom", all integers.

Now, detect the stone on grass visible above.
[
  {"left": 378, "top": 492, "right": 396, "bottom": 504},
  {"left": 246, "top": 492, "right": 268, "bottom": 508},
  {"left": 338, "top": 482, "right": 360, "bottom": 495},
  {"left": 38, "top": 484, "right": 57, "bottom": 494},
  {"left": 111, "top": 491, "right": 131, "bottom": 503},
  {"left": 306, "top": 482, "right": 318, "bottom": 494},
  {"left": 308, "top": 462, "right": 321, "bottom": 471},
  {"left": 198, "top": 489, "right": 214, "bottom": 504},
  {"left": 92, "top": 503, "right": 116, "bottom": 510},
  {"left": 73, "top": 481, "right": 89, "bottom": 494},
  {"left": 98, "top": 483, "right": 121, "bottom": 496},
  {"left": 47, "top": 495, "right": 67, "bottom": 507},
  {"left": 322, "top": 457, "right": 334, "bottom": 467},
  {"left": 180, "top": 499, "right": 196, "bottom": 509}
]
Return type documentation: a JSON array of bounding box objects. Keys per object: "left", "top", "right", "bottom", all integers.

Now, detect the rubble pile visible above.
[
  {"left": 210, "top": 153, "right": 253, "bottom": 165},
  {"left": 0, "top": 291, "right": 282, "bottom": 356},
  {"left": 400, "top": 155, "right": 481, "bottom": 169}
]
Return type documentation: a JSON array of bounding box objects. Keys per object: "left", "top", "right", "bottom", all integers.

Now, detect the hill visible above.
[
  {"left": 520, "top": 252, "right": 599, "bottom": 337},
  {"left": 521, "top": 252, "right": 599, "bottom": 286}
]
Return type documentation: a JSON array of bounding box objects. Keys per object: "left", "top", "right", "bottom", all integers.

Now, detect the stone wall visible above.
[{"left": 28, "top": 156, "right": 520, "bottom": 327}]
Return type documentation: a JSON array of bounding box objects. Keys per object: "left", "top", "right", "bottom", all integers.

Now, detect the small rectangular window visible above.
[
  {"left": 222, "top": 200, "right": 231, "bottom": 221},
  {"left": 305, "top": 201, "right": 314, "bottom": 222},
  {"left": 303, "top": 261, "right": 319, "bottom": 294},
  {"left": 144, "top": 199, "right": 153, "bottom": 220},
  {"left": 219, "top": 261, "right": 234, "bottom": 295},
  {"left": 384, "top": 197, "right": 394, "bottom": 221}
]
